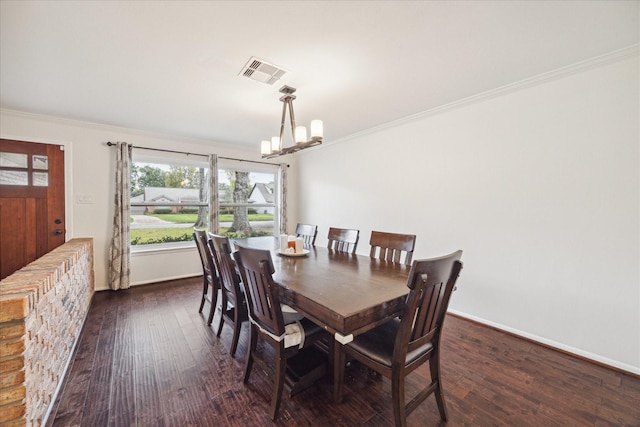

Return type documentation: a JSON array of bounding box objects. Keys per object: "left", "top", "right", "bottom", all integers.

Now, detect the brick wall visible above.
[{"left": 0, "top": 239, "right": 94, "bottom": 427}]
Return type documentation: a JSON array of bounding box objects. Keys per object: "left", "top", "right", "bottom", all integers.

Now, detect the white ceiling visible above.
[{"left": 1, "top": 1, "right": 638, "bottom": 151}]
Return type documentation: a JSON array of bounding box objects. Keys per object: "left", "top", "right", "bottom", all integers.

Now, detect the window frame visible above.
[
  {"left": 130, "top": 151, "right": 210, "bottom": 253},
  {"left": 217, "top": 159, "right": 281, "bottom": 237}
]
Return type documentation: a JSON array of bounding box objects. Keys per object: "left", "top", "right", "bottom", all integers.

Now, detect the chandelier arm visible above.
[
  {"left": 279, "top": 98, "right": 289, "bottom": 150},
  {"left": 287, "top": 98, "right": 297, "bottom": 139}
]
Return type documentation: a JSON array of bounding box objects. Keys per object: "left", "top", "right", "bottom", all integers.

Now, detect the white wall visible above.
[
  {"left": 292, "top": 55, "right": 639, "bottom": 374},
  {"left": 1, "top": 53, "right": 637, "bottom": 374},
  {"left": 0, "top": 111, "right": 263, "bottom": 290}
]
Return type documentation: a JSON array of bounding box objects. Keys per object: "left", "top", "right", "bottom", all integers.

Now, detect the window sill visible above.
[{"left": 131, "top": 241, "right": 195, "bottom": 256}]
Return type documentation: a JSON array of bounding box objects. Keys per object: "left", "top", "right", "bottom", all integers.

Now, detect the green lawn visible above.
[
  {"left": 131, "top": 213, "right": 274, "bottom": 244},
  {"left": 130, "top": 227, "right": 244, "bottom": 245},
  {"left": 131, "top": 227, "right": 194, "bottom": 244}
]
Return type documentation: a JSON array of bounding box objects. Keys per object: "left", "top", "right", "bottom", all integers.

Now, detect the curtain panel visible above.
[
  {"left": 109, "top": 141, "right": 132, "bottom": 290},
  {"left": 209, "top": 154, "right": 219, "bottom": 234}
]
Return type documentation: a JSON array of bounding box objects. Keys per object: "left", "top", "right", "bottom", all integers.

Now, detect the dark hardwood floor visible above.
[{"left": 46, "top": 277, "right": 640, "bottom": 426}]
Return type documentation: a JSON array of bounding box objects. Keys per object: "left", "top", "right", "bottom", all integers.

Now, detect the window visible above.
[
  {"left": 218, "top": 161, "right": 278, "bottom": 238},
  {"left": 0, "top": 152, "right": 48, "bottom": 186},
  {"left": 130, "top": 154, "right": 210, "bottom": 248},
  {"left": 129, "top": 154, "right": 280, "bottom": 249}
]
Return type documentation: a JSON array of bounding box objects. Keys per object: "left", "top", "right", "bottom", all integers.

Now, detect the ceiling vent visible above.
[{"left": 239, "top": 57, "right": 287, "bottom": 85}]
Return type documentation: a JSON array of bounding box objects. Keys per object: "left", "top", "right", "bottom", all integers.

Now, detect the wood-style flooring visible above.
[{"left": 46, "top": 277, "right": 640, "bottom": 426}]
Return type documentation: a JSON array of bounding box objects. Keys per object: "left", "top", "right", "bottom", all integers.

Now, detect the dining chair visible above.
[
  {"left": 209, "top": 233, "right": 249, "bottom": 357},
  {"left": 193, "top": 228, "right": 220, "bottom": 325},
  {"left": 369, "top": 230, "right": 417, "bottom": 265},
  {"left": 295, "top": 223, "right": 318, "bottom": 247},
  {"left": 327, "top": 227, "right": 360, "bottom": 254},
  {"left": 334, "top": 250, "right": 463, "bottom": 427},
  {"left": 233, "top": 245, "right": 326, "bottom": 421}
]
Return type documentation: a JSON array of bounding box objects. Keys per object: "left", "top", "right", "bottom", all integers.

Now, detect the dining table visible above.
[{"left": 233, "top": 236, "right": 411, "bottom": 400}]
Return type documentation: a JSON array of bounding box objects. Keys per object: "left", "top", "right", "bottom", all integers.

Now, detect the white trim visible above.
[
  {"left": 129, "top": 273, "right": 200, "bottom": 287},
  {"left": 0, "top": 108, "right": 242, "bottom": 151},
  {"left": 448, "top": 309, "right": 640, "bottom": 376},
  {"left": 131, "top": 242, "right": 195, "bottom": 255},
  {"left": 132, "top": 151, "right": 209, "bottom": 168},
  {"left": 320, "top": 44, "right": 640, "bottom": 150},
  {"left": 218, "top": 157, "right": 279, "bottom": 174}
]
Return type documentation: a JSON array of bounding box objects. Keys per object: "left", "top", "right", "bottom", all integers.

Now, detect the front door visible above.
[{"left": 0, "top": 139, "right": 66, "bottom": 280}]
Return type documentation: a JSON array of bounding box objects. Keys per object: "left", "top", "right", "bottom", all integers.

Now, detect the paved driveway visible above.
[{"left": 131, "top": 215, "right": 273, "bottom": 230}]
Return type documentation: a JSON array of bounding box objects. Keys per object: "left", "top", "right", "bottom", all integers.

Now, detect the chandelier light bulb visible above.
[
  {"left": 310, "top": 120, "right": 323, "bottom": 139},
  {"left": 261, "top": 140, "right": 271, "bottom": 155},
  {"left": 271, "top": 136, "right": 281, "bottom": 152},
  {"left": 295, "top": 126, "right": 307, "bottom": 144}
]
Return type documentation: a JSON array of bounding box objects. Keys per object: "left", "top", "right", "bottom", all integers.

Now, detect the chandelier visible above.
[{"left": 261, "top": 85, "right": 323, "bottom": 158}]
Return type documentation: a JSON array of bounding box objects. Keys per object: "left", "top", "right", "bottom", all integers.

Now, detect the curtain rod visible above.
[{"left": 105, "top": 142, "right": 288, "bottom": 167}]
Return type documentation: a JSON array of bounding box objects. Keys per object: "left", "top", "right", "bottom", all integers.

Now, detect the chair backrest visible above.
[
  {"left": 327, "top": 227, "right": 360, "bottom": 254},
  {"left": 369, "top": 231, "right": 417, "bottom": 265},
  {"left": 295, "top": 223, "right": 318, "bottom": 247},
  {"left": 193, "top": 228, "right": 215, "bottom": 278},
  {"left": 394, "top": 250, "right": 463, "bottom": 362},
  {"left": 233, "top": 246, "right": 285, "bottom": 337},
  {"left": 209, "top": 233, "right": 243, "bottom": 303}
]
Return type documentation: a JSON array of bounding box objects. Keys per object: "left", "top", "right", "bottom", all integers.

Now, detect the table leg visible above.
[
  {"left": 333, "top": 338, "right": 343, "bottom": 403},
  {"left": 331, "top": 332, "right": 354, "bottom": 402}
]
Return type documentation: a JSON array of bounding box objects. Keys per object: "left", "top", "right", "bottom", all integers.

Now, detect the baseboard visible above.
[
  {"left": 130, "top": 273, "right": 201, "bottom": 287},
  {"left": 447, "top": 309, "right": 640, "bottom": 378},
  {"left": 94, "top": 273, "right": 201, "bottom": 291}
]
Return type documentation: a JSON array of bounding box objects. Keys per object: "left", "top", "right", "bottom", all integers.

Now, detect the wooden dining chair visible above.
[
  {"left": 295, "top": 223, "right": 318, "bottom": 247},
  {"left": 233, "top": 246, "right": 326, "bottom": 421},
  {"left": 193, "top": 228, "right": 220, "bottom": 325},
  {"left": 209, "top": 233, "right": 249, "bottom": 357},
  {"left": 334, "top": 250, "right": 463, "bottom": 427},
  {"left": 327, "top": 227, "right": 360, "bottom": 254},
  {"left": 369, "top": 230, "right": 417, "bottom": 265}
]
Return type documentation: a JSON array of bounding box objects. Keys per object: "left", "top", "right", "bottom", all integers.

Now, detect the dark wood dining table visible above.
[{"left": 233, "top": 236, "right": 411, "bottom": 399}]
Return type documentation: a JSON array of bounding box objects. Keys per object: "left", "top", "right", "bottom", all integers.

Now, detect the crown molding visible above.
[
  {"left": 324, "top": 44, "right": 640, "bottom": 148},
  {"left": 0, "top": 108, "right": 245, "bottom": 151},
  {"left": 4, "top": 44, "right": 638, "bottom": 154}
]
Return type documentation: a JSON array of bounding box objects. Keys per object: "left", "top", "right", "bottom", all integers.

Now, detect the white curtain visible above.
[
  {"left": 109, "top": 142, "right": 132, "bottom": 290},
  {"left": 279, "top": 163, "right": 288, "bottom": 234},
  {"left": 209, "top": 154, "right": 219, "bottom": 234}
]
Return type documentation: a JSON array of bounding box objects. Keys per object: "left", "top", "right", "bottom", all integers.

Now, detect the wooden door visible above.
[{"left": 0, "top": 139, "right": 66, "bottom": 280}]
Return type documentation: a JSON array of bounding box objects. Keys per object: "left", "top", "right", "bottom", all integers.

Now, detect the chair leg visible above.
[
  {"left": 243, "top": 325, "right": 258, "bottom": 384},
  {"left": 430, "top": 356, "right": 448, "bottom": 422},
  {"left": 229, "top": 308, "right": 242, "bottom": 357},
  {"left": 216, "top": 296, "right": 226, "bottom": 337},
  {"left": 198, "top": 277, "right": 207, "bottom": 313},
  {"left": 206, "top": 286, "right": 218, "bottom": 326},
  {"left": 391, "top": 373, "right": 407, "bottom": 427},
  {"left": 269, "top": 347, "right": 287, "bottom": 421}
]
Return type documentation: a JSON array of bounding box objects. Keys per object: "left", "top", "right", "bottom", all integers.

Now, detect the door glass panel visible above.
[
  {"left": 0, "top": 170, "right": 28, "bottom": 185},
  {"left": 33, "top": 155, "right": 48, "bottom": 170},
  {"left": 33, "top": 172, "right": 49, "bottom": 186},
  {"left": 0, "top": 152, "right": 28, "bottom": 168}
]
